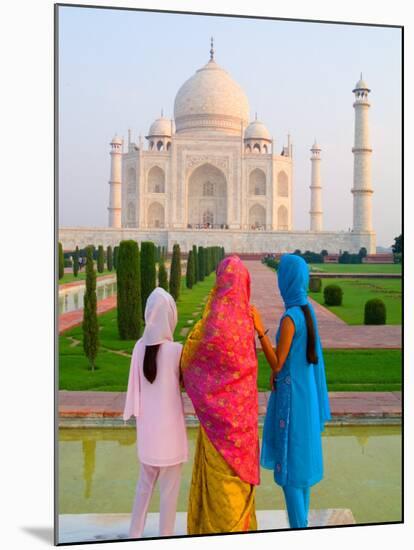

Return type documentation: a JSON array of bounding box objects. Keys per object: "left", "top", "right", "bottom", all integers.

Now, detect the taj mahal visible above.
[{"left": 59, "top": 40, "right": 376, "bottom": 254}]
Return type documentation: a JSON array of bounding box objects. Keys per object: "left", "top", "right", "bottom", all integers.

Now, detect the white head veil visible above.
[
  {"left": 123, "top": 287, "right": 178, "bottom": 421},
  {"left": 141, "top": 287, "right": 177, "bottom": 346}
]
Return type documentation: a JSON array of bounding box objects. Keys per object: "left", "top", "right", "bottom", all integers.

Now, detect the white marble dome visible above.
[
  {"left": 244, "top": 120, "right": 271, "bottom": 141},
  {"left": 147, "top": 117, "right": 172, "bottom": 137},
  {"left": 353, "top": 77, "right": 370, "bottom": 92},
  {"left": 174, "top": 58, "right": 250, "bottom": 135}
]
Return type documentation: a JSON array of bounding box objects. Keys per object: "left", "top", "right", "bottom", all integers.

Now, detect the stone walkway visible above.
[
  {"left": 58, "top": 390, "right": 402, "bottom": 421},
  {"left": 245, "top": 260, "right": 402, "bottom": 349}
]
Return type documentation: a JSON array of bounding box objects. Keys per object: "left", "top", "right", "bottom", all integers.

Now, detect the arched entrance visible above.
[
  {"left": 187, "top": 163, "right": 227, "bottom": 228},
  {"left": 148, "top": 202, "right": 165, "bottom": 228},
  {"left": 249, "top": 204, "right": 266, "bottom": 229}
]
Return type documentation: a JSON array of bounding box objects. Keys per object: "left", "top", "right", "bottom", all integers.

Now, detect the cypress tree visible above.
[
  {"left": 192, "top": 244, "right": 199, "bottom": 282},
  {"left": 169, "top": 244, "right": 182, "bottom": 301},
  {"left": 113, "top": 245, "right": 119, "bottom": 270},
  {"left": 158, "top": 259, "right": 168, "bottom": 291},
  {"left": 73, "top": 245, "right": 79, "bottom": 277},
  {"left": 140, "top": 241, "right": 156, "bottom": 314},
  {"left": 82, "top": 246, "right": 99, "bottom": 370},
  {"left": 58, "top": 241, "right": 64, "bottom": 280},
  {"left": 117, "top": 240, "right": 142, "bottom": 339},
  {"left": 97, "top": 245, "right": 105, "bottom": 273},
  {"left": 198, "top": 246, "right": 205, "bottom": 282},
  {"left": 204, "top": 247, "right": 211, "bottom": 277},
  {"left": 107, "top": 245, "right": 113, "bottom": 272},
  {"left": 186, "top": 250, "right": 195, "bottom": 289}
]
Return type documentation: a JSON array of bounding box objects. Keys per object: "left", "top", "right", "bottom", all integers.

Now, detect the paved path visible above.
[
  {"left": 58, "top": 390, "right": 401, "bottom": 421},
  {"left": 245, "top": 260, "right": 402, "bottom": 349},
  {"left": 59, "top": 296, "right": 117, "bottom": 334},
  {"left": 59, "top": 274, "right": 115, "bottom": 291}
]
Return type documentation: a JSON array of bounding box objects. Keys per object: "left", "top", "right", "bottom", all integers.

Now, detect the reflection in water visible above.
[
  {"left": 59, "top": 425, "right": 401, "bottom": 524},
  {"left": 59, "top": 279, "right": 117, "bottom": 314},
  {"left": 82, "top": 440, "right": 96, "bottom": 499}
]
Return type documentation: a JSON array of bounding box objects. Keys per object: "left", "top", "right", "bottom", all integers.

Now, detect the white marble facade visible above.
[{"left": 61, "top": 44, "right": 376, "bottom": 254}]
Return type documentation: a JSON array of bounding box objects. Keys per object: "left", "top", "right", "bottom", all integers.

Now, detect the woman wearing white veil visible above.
[{"left": 124, "top": 287, "right": 188, "bottom": 538}]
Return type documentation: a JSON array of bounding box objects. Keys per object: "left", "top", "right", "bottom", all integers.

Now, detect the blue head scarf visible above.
[
  {"left": 277, "top": 253, "right": 331, "bottom": 429},
  {"left": 278, "top": 254, "right": 309, "bottom": 309}
]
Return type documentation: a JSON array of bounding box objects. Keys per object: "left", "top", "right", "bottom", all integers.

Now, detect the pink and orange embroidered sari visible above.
[{"left": 181, "top": 255, "right": 259, "bottom": 534}]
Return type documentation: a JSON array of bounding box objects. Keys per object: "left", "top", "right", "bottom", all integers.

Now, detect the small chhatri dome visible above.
[
  {"left": 173, "top": 39, "right": 250, "bottom": 135},
  {"left": 311, "top": 139, "right": 321, "bottom": 151},
  {"left": 147, "top": 116, "right": 172, "bottom": 137},
  {"left": 111, "top": 134, "right": 123, "bottom": 144},
  {"left": 244, "top": 119, "right": 271, "bottom": 141},
  {"left": 353, "top": 73, "right": 371, "bottom": 92}
]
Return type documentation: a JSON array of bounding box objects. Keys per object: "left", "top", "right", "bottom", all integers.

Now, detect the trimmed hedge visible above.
[
  {"left": 198, "top": 246, "right": 205, "bottom": 282},
  {"left": 309, "top": 277, "right": 322, "bottom": 293},
  {"left": 192, "top": 245, "right": 199, "bottom": 282},
  {"left": 117, "top": 240, "right": 142, "bottom": 339},
  {"left": 73, "top": 246, "right": 79, "bottom": 277},
  {"left": 186, "top": 250, "right": 195, "bottom": 289},
  {"left": 364, "top": 299, "right": 386, "bottom": 325},
  {"left": 107, "top": 246, "right": 113, "bottom": 272},
  {"left": 169, "top": 244, "right": 182, "bottom": 301},
  {"left": 324, "top": 284, "right": 343, "bottom": 306},
  {"left": 97, "top": 245, "right": 105, "bottom": 273},
  {"left": 58, "top": 242, "right": 64, "bottom": 279},
  {"left": 140, "top": 241, "right": 156, "bottom": 314},
  {"left": 82, "top": 246, "right": 99, "bottom": 370},
  {"left": 158, "top": 259, "right": 168, "bottom": 291}
]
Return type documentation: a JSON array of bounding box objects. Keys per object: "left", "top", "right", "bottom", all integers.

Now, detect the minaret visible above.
[
  {"left": 309, "top": 140, "right": 323, "bottom": 231},
  {"left": 351, "top": 74, "right": 373, "bottom": 232},
  {"left": 108, "top": 134, "right": 123, "bottom": 228}
]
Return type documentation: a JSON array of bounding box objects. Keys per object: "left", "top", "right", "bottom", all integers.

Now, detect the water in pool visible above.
[
  {"left": 59, "top": 425, "right": 401, "bottom": 525},
  {"left": 59, "top": 278, "right": 117, "bottom": 314}
]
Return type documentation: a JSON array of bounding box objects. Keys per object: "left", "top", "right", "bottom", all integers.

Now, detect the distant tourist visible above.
[
  {"left": 251, "top": 254, "right": 331, "bottom": 528},
  {"left": 123, "top": 288, "right": 188, "bottom": 538},
  {"left": 181, "top": 256, "right": 259, "bottom": 534}
]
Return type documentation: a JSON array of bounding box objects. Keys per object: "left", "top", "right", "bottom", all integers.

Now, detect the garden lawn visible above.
[
  {"left": 59, "top": 274, "right": 216, "bottom": 391},
  {"left": 60, "top": 268, "right": 113, "bottom": 285},
  {"left": 310, "top": 278, "right": 401, "bottom": 325},
  {"left": 257, "top": 349, "right": 401, "bottom": 392},
  {"left": 309, "top": 263, "right": 401, "bottom": 274}
]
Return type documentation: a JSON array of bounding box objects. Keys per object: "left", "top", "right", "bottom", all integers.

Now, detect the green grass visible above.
[
  {"left": 258, "top": 349, "right": 401, "bottom": 392},
  {"left": 309, "top": 263, "right": 401, "bottom": 274},
  {"left": 59, "top": 268, "right": 113, "bottom": 285},
  {"left": 309, "top": 278, "right": 401, "bottom": 325}
]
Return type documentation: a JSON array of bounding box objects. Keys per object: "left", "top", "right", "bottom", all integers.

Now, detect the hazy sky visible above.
[{"left": 58, "top": 6, "right": 402, "bottom": 247}]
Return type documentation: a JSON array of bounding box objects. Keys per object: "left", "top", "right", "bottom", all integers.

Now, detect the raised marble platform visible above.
[{"left": 58, "top": 509, "right": 356, "bottom": 544}]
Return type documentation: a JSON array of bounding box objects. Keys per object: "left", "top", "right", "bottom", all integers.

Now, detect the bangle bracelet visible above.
[{"left": 258, "top": 329, "right": 269, "bottom": 340}]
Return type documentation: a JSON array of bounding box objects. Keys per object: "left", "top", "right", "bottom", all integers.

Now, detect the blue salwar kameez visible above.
[{"left": 261, "top": 254, "right": 331, "bottom": 528}]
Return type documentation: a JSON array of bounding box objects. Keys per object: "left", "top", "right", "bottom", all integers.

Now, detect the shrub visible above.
[
  {"left": 192, "top": 245, "right": 199, "bottom": 283},
  {"left": 58, "top": 242, "right": 64, "bottom": 279},
  {"left": 140, "top": 241, "right": 156, "bottom": 314},
  {"left": 324, "top": 284, "right": 343, "bottom": 306},
  {"left": 107, "top": 246, "right": 113, "bottom": 271},
  {"left": 392, "top": 234, "right": 402, "bottom": 254},
  {"left": 64, "top": 258, "right": 72, "bottom": 268},
  {"left": 309, "top": 277, "right": 322, "bottom": 293},
  {"left": 321, "top": 249, "right": 328, "bottom": 257},
  {"left": 97, "top": 245, "right": 105, "bottom": 273},
  {"left": 73, "top": 246, "right": 79, "bottom": 277},
  {"left": 186, "top": 250, "right": 195, "bottom": 289},
  {"left": 82, "top": 246, "right": 99, "bottom": 370},
  {"left": 158, "top": 259, "right": 168, "bottom": 291},
  {"left": 117, "top": 240, "right": 142, "bottom": 339},
  {"left": 393, "top": 253, "right": 402, "bottom": 264},
  {"left": 364, "top": 299, "right": 386, "bottom": 325},
  {"left": 198, "top": 246, "right": 205, "bottom": 282},
  {"left": 358, "top": 247, "right": 367, "bottom": 260},
  {"left": 113, "top": 246, "right": 119, "bottom": 270},
  {"left": 169, "top": 244, "right": 182, "bottom": 301}
]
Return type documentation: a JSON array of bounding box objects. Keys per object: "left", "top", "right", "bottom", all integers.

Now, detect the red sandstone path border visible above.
[
  {"left": 59, "top": 273, "right": 115, "bottom": 291},
  {"left": 59, "top": 296, "right": 117, "bottom": 334},
  {"left": 245, "top": 260, "right": 402, "bottom": 349},
  {"left": 58, "top": 390, "right": 401, "bottom": 419}
]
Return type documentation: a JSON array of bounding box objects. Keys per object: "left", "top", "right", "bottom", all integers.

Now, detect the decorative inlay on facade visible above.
[{"left": 185, "top": 155, "right": 229, "bottom": 173}]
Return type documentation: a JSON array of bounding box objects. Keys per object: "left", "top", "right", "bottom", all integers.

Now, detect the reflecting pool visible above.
[
  {"left": 58, "top": 425, "right": 401, "bottom": 525},
  {"left": 59, "top": 278, "right": 117, "bottom": 314}
]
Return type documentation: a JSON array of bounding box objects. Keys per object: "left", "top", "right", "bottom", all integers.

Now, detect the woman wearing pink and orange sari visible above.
[{"left": 181, "top": 255, "right": 260, "bottom": 535}]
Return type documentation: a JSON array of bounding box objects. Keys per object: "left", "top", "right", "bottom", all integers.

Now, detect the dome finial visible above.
[
  {"left": 161, "top": 107, "right": 164, "bottom": 117},
  {"left": 210, "top": 36, "right": 214, "bottom": 61},
  {"left": 360, "top": 72, "right": 363, "bottom": 80}
]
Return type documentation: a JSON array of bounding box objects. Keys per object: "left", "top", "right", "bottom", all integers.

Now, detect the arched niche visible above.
[
  {"left": 277, "top": 171, "right": 289, "bottom": 197},
  {"left": 249, "top": 168, "right": 266, "bottom": 196},
  {"left": 277, "top": 205, "right": 288, "bottom": 230},
  {"left": 148, "top": 166, "right": 165, "bottom": 193},
  {"left": 249, "top": 204, "right": 266, "bottom": 229},
  {"left": 147, "top": 202, "right": 165, "bottom": 228},
  {"left": 187, "top": 163, "right": 227, "bottom": 227}
]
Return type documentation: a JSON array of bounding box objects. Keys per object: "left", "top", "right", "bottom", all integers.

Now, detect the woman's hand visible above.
[
  {"left": 250, "top": 305, "right": 265, "bottom": 336},
  {"left": 269, "top": 370, "right": 276, "bottom": 391}
]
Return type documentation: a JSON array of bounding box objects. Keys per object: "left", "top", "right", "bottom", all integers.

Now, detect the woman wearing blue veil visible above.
[{"left": 251, "top": 254, "right": 331, "bottom": 528}]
